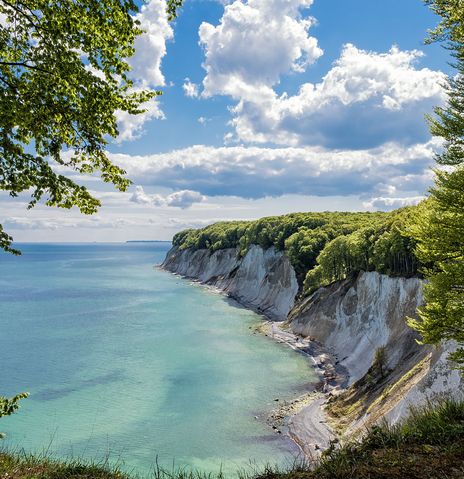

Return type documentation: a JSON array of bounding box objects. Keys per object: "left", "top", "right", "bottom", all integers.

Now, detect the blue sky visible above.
[
  {"left": 1, "top": 0, "right": 452, "bottom": 242},
  {"left": 118, "top": 0, "right": 448, "bottom": 155}
]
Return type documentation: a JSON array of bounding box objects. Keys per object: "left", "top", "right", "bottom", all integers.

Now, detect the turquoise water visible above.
[{"left": 0, "top": 243, "right": 315, "bottom": 475}]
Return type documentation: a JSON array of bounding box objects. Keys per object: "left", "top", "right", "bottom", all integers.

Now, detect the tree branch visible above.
[{"left": 0, "top": 61, "right": 50, "bottom": 73}]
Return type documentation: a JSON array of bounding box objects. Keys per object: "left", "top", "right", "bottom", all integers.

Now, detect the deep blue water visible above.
[{"left": 0, "top": 243, "right": 315, "bottom": 475}]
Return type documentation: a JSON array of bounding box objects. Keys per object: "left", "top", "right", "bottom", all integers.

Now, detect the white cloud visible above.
[
  {"left": 0, "top": 10, "right": 10, "bottom": 27},
  {"left": 3, "top": 216, "right": 135, "bottom": 230},
  {"left": 230, "top": 44, "right": 447, "bottom": 147},
  {"left": 183, "top": 78, "right": 200, "bottom": 98},
  {"left": 110, "top": 139, "right": 441, "bottom": 200},
  {"left": 199, "top": 0, "right": 322, "bottom": 100},
  {"left": 195, "top": 0, "right": 445, "bottom": 149},
  {"left": 166, "top": 217, "right": 235, "bottom": 229},
  {"left": 115, "top": 0, "right": 173, "bottom": 142},
  {"left": 363, "top": 196, "right": 425, "bottom": 211},
  {"left": 129, "top": 0, "right": 173, "bottom": 88},
  {"left": 167, "top": 190, "right": 206, "bottom": 208},
  {"left": 115, "top": 94, "right": 165, "bottom": 142},
  {"left": 130, "top": 186, "right": 206, "bottom": 209}
]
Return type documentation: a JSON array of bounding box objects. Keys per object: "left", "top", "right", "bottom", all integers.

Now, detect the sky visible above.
[{"left": 2, "top": 0, "right": 452, "bottom": 243}]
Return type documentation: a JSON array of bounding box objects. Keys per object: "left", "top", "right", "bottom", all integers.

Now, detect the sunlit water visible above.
[{"left": 0, "top": 243, "right": 316, "bottom": 476}]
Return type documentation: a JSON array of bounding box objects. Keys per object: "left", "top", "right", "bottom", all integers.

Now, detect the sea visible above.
[{"left": 0, "top": 242, "right": 316, "bottom": 476}]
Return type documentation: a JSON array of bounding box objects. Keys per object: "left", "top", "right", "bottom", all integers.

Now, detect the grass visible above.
[
  {"left": 1, "top": 399, "right": 463, "bottom": 479},
  {"left": 257, "top": 398, "right": 464, "bottom": 479},
  {"left": 0, "top": 452, "right": 131, "bottom": 479}
]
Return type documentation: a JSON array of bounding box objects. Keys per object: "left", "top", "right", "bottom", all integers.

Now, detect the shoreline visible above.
[
  {"left": 258, "top": 321, "right": 348, "bottom": 458},
  {"left": 157, "top": 265, "right": 348, "bottom": 459}
]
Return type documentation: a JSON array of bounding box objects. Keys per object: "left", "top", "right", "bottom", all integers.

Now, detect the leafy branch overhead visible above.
[
  {"left": 166, "top": 0, "right": 183, "bottom": 21},
  {"left": 0, "top": 0, "right": 183, "bottom": 254},
  {"left": 407, "top": 0, "right": 464, "bottom": 368}
]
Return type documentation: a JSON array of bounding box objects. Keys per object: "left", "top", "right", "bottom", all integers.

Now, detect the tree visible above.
[
  {"left": 0, "top": 0, "right": 182, "bottom": 254},
  {"left": 408, "top": 0, "right": 464, "bottom": 369},
  {"left": 0, "top": 392, "right": 28, "bottom": 438},
  {"left": 409, "top": 179, "right": 464, "bottom": 368}
]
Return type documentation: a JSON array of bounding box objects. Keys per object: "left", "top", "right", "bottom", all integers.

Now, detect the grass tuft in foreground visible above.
[
  {"left": 256, "top": 398, "right": 464, "bottom": 479},
  {"left": 1, "top": 399, "right": 463, "bottom": 479}
]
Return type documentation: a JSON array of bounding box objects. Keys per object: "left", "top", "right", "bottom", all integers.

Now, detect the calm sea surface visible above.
[{"left": 0, "top": 243, "right": 315, "bottom": 475}]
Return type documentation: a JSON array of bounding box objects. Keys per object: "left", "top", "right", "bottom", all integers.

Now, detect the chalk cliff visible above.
[
  {"left": 286, "top": 270, "right": 462, "bottom": 431},
  {"left": 287, "top": 272, "right": 425, "bottom": 385},
  {"left": 161, "top": 245, "right": 299, "bottom": 321}
]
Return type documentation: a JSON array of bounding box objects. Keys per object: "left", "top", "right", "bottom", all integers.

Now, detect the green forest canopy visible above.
[{"left": 172, "top": 205, "right": 421, "bottom": 293}]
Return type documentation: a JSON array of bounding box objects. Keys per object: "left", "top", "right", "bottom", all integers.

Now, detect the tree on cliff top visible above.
[
  {"left": 408, "top": 0, "right": 464, "bottom": 369},
  {"left": 0, "top": 0, "right": 182, "bottom": 254}
]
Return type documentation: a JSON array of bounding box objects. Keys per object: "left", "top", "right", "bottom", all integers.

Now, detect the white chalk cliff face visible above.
[
  {"left": 385, "top": 341, "right": 463, "bottom": 425},
  {"left": 288, "top": 272, "right": 425, "bottom": 385},
  {"left": 161, "top": 245, "right": 463, "bottom": 426},
  {"left": 161, "top": 245, "right": 299, "bottom": 321}
]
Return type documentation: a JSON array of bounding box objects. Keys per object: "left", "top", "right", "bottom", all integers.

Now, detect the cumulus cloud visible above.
[
  {"left": 130, "top": 186, "right": 206, "bottom": 209},
  {"left": 183, "top": 78, "right": 200, "bottom": 98},
  {"left": 199, "top": 0, "right": 322, "bottom": 99},
  {"left": 110, "top": 139, "right": 441, "bottom": 200},
  {"left": 196, "top": 0, "right": 445, "bottom": 149},
  {"left": 167, "top": 190, "right": 206, "bottom": 208},
  {"left": 363, "top": 196, "right": 425, "bottom": 211},
  {"left": 129, "top": 0, "right": 173, "bottom": 87},
  {"left": 115, "top": 0, "right": 173, "bottom": 141},
  {"left": 231, "top": 44, "right": 447, "bottom": 148}
]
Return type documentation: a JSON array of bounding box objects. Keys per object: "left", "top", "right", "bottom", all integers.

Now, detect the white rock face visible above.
[
  {"left": 161, "top": 245, "right": 299, "bottom": 320},
  {"left": 386, "top": 341, "right": 464, "bottom": 424},
  {"left": 288, "top": 270, "right": 463, "bottom": 426},
  {"left": 288, "top": 272, "right": 424, "bottom": 384}
]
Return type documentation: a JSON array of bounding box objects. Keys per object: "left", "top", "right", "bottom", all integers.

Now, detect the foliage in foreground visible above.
[
  {"left": 261, "top": 399, "right": 464, "bottom": 479},
  {"left": 0, "top": 392, "right": 28, "bottom": 439},
  {"left": 0, "top": 399, "right": 463, "bottom": 479},
  {"left": 173, "top": 207, "right": 420, "bottom": 292},
  {"left": 0, "top": 0, "right": 183, "bottom": 254},
  {"left": 408, "top": 0, "right": 464, "bottom": 368}
]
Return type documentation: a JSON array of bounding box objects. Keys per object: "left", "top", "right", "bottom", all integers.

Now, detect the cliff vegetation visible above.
[{"left": 172, "top": 207, "right": 420, "bottom": 292}]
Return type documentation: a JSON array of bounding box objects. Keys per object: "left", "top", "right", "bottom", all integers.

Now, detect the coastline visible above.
[
  {"left": 258, "top": 321, "right": 348, "bottom": 458},
  {"left": 157, "top": 265, "right": 347, "bottom": 459}
]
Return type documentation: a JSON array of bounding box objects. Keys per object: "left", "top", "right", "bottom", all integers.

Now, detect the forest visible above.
[{"left": 172, "top": 205, "right": 421, "bottom": 293}]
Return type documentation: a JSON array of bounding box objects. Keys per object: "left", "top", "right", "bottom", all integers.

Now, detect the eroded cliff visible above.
[
  {"left": 287, "top": 272, "right": 425, "bottom": 385},
  {"left": 161, "top": 245, "right": 299, "bottom": 321}
]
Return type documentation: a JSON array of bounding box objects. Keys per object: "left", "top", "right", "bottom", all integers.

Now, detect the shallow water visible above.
[{"left": 0, "top": 243, "right": 316, "bottom": 475}]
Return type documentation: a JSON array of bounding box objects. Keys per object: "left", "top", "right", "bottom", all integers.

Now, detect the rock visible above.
[
  {"left": 161, "top": 245, "right": 298, "bottom": 321},
  {"left": 288, "top": 271, "right": 425, "bottom": 385}
]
